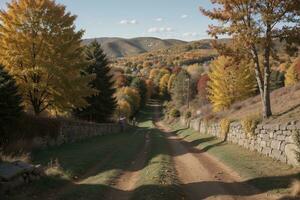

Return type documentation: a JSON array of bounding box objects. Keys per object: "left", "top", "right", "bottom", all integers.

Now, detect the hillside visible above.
[{"left": 83, "top": 37, "right": 187, "bottom": 58}]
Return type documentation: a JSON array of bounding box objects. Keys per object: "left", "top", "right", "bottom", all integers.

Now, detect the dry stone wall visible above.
[
  {"left": 19, "top": 121, "right": 122, "bottom": 150},
  {"left": 183, "top": 117, "right": 300, "bottom": 166}
]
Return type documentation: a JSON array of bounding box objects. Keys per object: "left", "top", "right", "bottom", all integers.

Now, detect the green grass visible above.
[
  {"left": 6, "top": 102, "right": 185, "bottom": 200},
  {"left": 130, "top": 106, "right": 185, "bottom": 200},
  {"left": 8, "top": 128, "right": 147, "bottom": 200},
  {"left": 171, "top": 123, "right": 300, "bottom": 195}
]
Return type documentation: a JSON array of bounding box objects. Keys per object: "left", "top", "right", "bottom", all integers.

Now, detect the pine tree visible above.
[
  {"left": 0, "top": 65, "right": 23, "bottom": 143},
  {"left": 130, "top": 77, "right": 147, "bottom": 106},
  {"left": 0, "top": 0, "right": 96, "bottom": 115},
  {"left": 208, "top": 56, "right": 256, "bottom": 112},
  {"left": 75, "top": 41, "right": 117, "bottom": 122}
]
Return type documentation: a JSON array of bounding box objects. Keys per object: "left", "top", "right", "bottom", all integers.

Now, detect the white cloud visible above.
[
  {"left": 119, "top": 19, "right": 138, "bottom": 25},
  {"left": 130, "top": 19, "right": 138, "bottom": 24},
  {"left": 148, "top": 27, "right": 173, "bottom": 33},
  {"left": 156, "top": 17, "right": 163, "bottom": 22},
  {"left": 181, "top": 14, "right": 188, "bottom": 19},
  {"left": 183, "top": 32, "right": 199, "bottom": 37}
]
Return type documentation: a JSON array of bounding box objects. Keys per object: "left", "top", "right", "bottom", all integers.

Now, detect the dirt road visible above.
[
  {"left": 105, "top": 132, "right": 151, "bottom": 200},
  {"left": 156, "top": 121, "right": 274, "bottom": 200},
  {"left": 35, "top": 101, "right": 277, "bottom": 200}
]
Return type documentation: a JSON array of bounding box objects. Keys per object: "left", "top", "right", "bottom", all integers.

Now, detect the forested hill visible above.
[{"left": 82, "top": 37, "right": 187, "bottom": 58}]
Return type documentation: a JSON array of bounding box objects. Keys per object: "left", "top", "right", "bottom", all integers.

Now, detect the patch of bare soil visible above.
[
  {"left": 156, "top": 122, "right": 275, "bottom": 200},
  {"left": 105, "top": 132, "right": 151, "bottom": 200}
]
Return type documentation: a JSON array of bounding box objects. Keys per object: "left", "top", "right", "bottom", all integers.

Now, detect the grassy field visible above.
[
  {"left": 7, "top": 127, "right": 146, "bottom": 200},
  {"left": 171, "top": 123, "right": 300, "bottom": 196},
  {"left": 5, "top": 103, "right": 185, "bottom": 200}
]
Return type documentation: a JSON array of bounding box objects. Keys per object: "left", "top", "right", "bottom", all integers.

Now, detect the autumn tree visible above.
[
  {"left": 145, "top": 79, "right": 154, "bottom": 100},
  {"left": 201, "top": 0, "right": 300, "bottom": 118},
  {"left": 208, "top": 56, "right": 256, "bottom": 112},
  {"left": 117, "top": 100, "right": 132, "bottom": 118},
  {"left": 159, "top": 73, "right": 170, "bottom": 98},
  {"left": 0, "top": 0, "right": 95, "bottom": 115},
  {"left": 153, "top": 68, "right": 170, "bottom": 87},
  {"left": 116, "top": 87, "right": 141, "bottom": 114},
  {"left": 167, "top": 74, "right": 176, "bottom": 93},
  {"left": 149, "top": 68, "right": 159, "bottom": 80},
  {"left": 197, "top": 74, "right": 210, "bottom": 106},
  {"left": 285, "top": 57, "right": 300, "bottom": 86},
  {"left": 74, "top": 41, "right": 117, "bottom": 123}
]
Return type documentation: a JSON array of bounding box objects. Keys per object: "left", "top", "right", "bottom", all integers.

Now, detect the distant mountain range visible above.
[{"left": 83, "top": 37, "right": 187, "bottom": 58}]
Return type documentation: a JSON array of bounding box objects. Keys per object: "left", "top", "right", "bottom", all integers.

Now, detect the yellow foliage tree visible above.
[
  {"left": 149, "top": 68, "right": 159, "bottom": 80},
  {"left": 116, "top": 87, "right": 141, "bottom": 113},
  {"left": 145, "top": 79, "right": 153, "bottom": 100},
  {"left": 117, "top": 100, "right": 132, "bottom": 118},
  {"left": 0, "top": 0, "right": 96, "bottom": 115},
  {"left": 208, "top": 56, "right": 256, "bottom": 112},
  {"left": 159, "top": 74, "right": 170, "bottom": 96},
  {"left": 168, "top": 74, "right": 176, "bottom": 93},
  {"left": 285, "top": 58, "right": 300, "bottom": 86}
]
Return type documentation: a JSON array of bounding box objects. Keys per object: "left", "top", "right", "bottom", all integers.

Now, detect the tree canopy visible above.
[
  {"left": 0, "top": 0, "right": 96, "bottom": 115},
  {"left": 201, "top": 0, "right": 300, "bottom": 118}
]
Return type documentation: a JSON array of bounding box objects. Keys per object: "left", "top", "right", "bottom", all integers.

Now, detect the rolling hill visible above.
[{"left": 83, "top": 37, "right": 187, "bottom": 58}]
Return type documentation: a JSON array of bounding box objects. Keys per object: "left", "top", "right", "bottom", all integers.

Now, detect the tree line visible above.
[{"left": 0, "top": 0, "right": 148, "bottom": 144}]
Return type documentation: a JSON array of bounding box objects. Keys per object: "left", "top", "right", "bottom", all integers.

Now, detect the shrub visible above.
[
  {"left": 220, "top": 118, "right": 230, "bottom": 139},
  {"left": 185, "top": 111, "right": 192, "bottom": 119},
  {"left": 170, "top": 109, "right": 180, "bottom": 118},
  {"left": 241, "top": 116, "right": 260, "bottom": 137}
]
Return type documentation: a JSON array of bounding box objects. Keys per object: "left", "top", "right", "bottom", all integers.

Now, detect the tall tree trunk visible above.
[
  {"left": 262, "top": 25, "right": 273, "bottom": 118},
  {"left": 251, "top": 47, "right": 266, "bottom": 116}
]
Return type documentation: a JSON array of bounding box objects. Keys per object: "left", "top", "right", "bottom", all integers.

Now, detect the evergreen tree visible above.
[
  {"left": 130, "top": 77, "right": 147, "bottom": 106},
  {"left": 75, "top": 41, "right": 117, "bottom": 122},
  {"left": 0, "top": 65, "right": 23, "bottom": 143}
]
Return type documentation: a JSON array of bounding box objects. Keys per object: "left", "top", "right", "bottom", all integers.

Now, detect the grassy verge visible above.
[
  {"left": 170, "top": 123, "right": 300, "bottom": 196},
  {"left": 130, "top": 108, "right": 185, "bottom": 200},
  {"left": 8, "top": 127, "right": 146, "bottom": 200}
]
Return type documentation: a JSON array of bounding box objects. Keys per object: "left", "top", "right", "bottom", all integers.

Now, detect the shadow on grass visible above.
[
  {"left": 199, "top": 140, "right": 227, "bottom": 153},
  {"left": 4, "top": 100, "right": 299, "bottom": 200},
  {"left": 5, "top": 170, "right": 299, "bottom": 200}
]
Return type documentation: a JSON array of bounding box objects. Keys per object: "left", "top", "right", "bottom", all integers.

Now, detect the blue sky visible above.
[{"left": 0, "top": 0, "right": 215, "bottom": 41}]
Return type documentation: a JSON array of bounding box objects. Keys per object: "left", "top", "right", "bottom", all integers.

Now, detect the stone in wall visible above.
[
  {"left": 285, "top": 144, "right": 299, "bottom": 166},
  {"left": 187, "top": 117, "right": 300, "bottom": 166}
]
